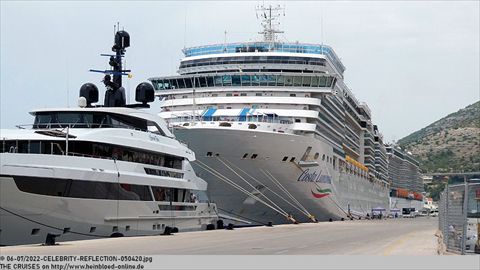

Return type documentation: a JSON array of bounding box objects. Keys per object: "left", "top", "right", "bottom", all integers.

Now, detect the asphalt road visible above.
[{"left": 1, "top": 217, "right": 439, "bottom": 255}]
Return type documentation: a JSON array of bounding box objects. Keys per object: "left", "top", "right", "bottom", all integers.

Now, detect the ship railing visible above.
[{"left": 15, "top": 122, "right": 146, "bottom": 132}]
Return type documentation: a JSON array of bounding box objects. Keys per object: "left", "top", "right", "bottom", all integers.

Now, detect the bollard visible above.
[
  {"left": 216, "top": 219, "right": 224, "bottom": 229},
  {"left": 44, "top": 233, "right": 61, "bottom": 246}
]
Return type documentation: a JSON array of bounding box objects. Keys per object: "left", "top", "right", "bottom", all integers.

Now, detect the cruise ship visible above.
[
  {"left": 150, "top": 5, "right": 390, "bottom": 224},
  {"left": 0, "top": 28, "right": 217, "bottom": 245}
]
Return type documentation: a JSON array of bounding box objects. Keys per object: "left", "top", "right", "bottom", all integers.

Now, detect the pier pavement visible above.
[{"left": 1, "top": 217, "right": 439, "bottom": 255}]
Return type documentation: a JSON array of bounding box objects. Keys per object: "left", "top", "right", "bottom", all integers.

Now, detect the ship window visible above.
[
  {"left": 206, "top": 76, "right": 214, "bottom": 87},
  {"left": 31, "top": 228, "right": 40, "bottom": 235},
  {"left": 293, "top": 76, "right": 302, "bottom": 87},
  {"left": 90, "top": 227, "right": 96, "bottom": 233},
  {"left": 319, "top": 77, "right": 327, "bottom": 87},
  {"left": 241, "top": 75, "right": 251, "bottom": 86},
  {"left": 222, "top": 75, "right": 232, "bottom": 86},
  {"left": 277, "top": 75, "right": 285, "bottom": 86},
  {"left": 251, "top": 75, "right": 260, "bottom": 86},
  {"left": 295, "top": 119, "right": 301, "bottom": 123},
  {"left": 256, "top": 93, "right": 262, "bottom": 96},
  {"left": 226, "top": 93, "right": 232, "bottom": 97},
  {"left": 251, "top": 154, "right": 258, "bottom": 159},
  {"left": 184, "top": 78, "right": 193, "bottom": 88},
  {"left": 326, "top": 77, "right": 333, "bottom": 87},
  {"left": 125, "top": 225, "right": 130, "bottom": 231},
  {"left": 177, "top": 78, "right": 186, "bottom": 89},
  {"left": 290, "top": 93, "right": 296, "bottom": 97},
  {"left": 214, "top": 76, "right": 223, "bottom": 86},
  {"left": 63, "top": 227, "right": 71, "bottom": 234},
  {"left": 290, "top": 157, "right": 296, "bottom": 162},
  {"left": 199, "top": 77, "right": 207, "bottom": 87},
  {"left": 232, "top": 75, "right": 241, "bottom": 86},
  {"left": 240, "top": 93, "right": 247, "bottom": 96},
  {"left": 211, "top": 94, "right": 218, "bottom": 97},
  {"left": 322, "top": 154, "right": 325, "bottom": 161},
  {"left": 112, "top": 226, "right": 118, "bottom": 232},
  {"left": 284, "top": 76, "right": 293, "bottom": 86},
  {"left": 206, "top": 152, "right": 213, "bottom": 157},
  {"left": 242, "top": 153, "right": 248, "bottom": 159},
  {"left": 282, "top": 156, "right": 288, "bottom": 162},
  {"left": 302, "top": 76, "right": 312, "bottom": 87},
  {"left": 311, "top": 77, "right": 319, "bottom": 87},
  {"left": 13, "top": 176, "right": 155, "bottom": 201},
  {"left": 267, "top": 75, "right": 277, "bottom": 86}
]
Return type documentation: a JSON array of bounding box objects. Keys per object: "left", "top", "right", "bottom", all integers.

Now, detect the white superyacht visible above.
[
  {"left": 0, "top": 29, "right": 217, "bottom": 246},
  {"left": 151, "top": 6, "right": 390, "bottom": 224}
]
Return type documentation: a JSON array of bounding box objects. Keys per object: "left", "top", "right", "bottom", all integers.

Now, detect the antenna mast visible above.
[{"left": 256, "top": 4, "right": 284, "bottom": 48}]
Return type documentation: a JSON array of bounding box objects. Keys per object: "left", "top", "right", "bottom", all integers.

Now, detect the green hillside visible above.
[{"left": 398, "top": 101, "right": 480, "bottom": 173}]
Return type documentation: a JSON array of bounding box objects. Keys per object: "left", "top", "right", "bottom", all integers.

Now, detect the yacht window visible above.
[
  {"left": 211, "top": 94, "right": 218, "bottom": 97},
  {"left": 290, "top": 157, "right": 296, "bottom": 162},
  {"left": 251, "top": 154, "right": 258, "bottom": 159},
  {"left": 13, "top": 176, "right": 154, "bottom": 201},
  {"left": 147, "top": 121, "right": 166, "bottom": 136},
  {"left": 240, "top": 93, "right": 247, "bottom": 96},
  {"left": 256, "top": 93, "right": 262, "bottom": 96},
  {"left": 242, "top": 153, "right": 248, "bottom": 159},
  {"left": 290, "top": 93, "right": 296, "bottom": 97},
  {"left": 282, "top": 156, "right": 288, "bottom": 162},
  {"left": 226, "top": 93, "right": 232, "bottom": 97},
  {"left": 295, "top": 119, "right": 301, "bottom": 123}
]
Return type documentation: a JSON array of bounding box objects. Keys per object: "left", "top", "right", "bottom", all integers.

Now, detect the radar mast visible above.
[{"left": 256, "top": 4, "right": 285, "bottom": 48}]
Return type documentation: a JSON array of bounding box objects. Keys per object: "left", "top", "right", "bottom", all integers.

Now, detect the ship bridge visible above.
[{"left": 181, "top": 42, "right": 345, "bottom": 76}]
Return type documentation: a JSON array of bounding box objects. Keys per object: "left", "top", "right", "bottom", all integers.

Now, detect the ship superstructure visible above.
[{"left": 150, "top": 5, "right": 390, "bottom": 224}]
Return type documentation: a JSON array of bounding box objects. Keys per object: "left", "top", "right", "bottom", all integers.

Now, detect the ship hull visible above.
[{"left": 174, "top": 126, "right": 389, "bottom": 225}]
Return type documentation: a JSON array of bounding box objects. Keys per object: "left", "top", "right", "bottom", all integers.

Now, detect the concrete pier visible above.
[{"left": 1, "top": 217, "right": 439, "bottom": 255}]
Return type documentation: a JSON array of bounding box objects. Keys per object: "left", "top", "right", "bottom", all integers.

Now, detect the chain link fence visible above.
[{"left": 439, "top": 180, "right": 480, "bottom": 254}]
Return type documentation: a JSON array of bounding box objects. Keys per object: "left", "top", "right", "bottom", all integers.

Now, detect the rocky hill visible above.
[{"left": 398, "top": 101, "right": 480, "bottom": 173}]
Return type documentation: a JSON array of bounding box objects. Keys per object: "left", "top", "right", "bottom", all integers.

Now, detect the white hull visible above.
[
  {"left": 174, "top": 127, "right": 389, "bottom": 224},
  {"left": 0, "top": 153, "right": 217, "bottom": 246}
]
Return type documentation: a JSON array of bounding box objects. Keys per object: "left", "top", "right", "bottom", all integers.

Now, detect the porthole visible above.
[{"left": 314, "top": 153, "right": 319, "bottom": 159}]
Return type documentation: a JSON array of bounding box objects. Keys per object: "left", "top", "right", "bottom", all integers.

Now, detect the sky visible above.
[{"left": 1, "top": 1, "right": 479, "bottom": 142}]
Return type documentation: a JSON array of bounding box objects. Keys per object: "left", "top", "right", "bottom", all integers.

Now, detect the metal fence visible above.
[{"left": 439, "top": 180, "right": 480, "bottom": 254}]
